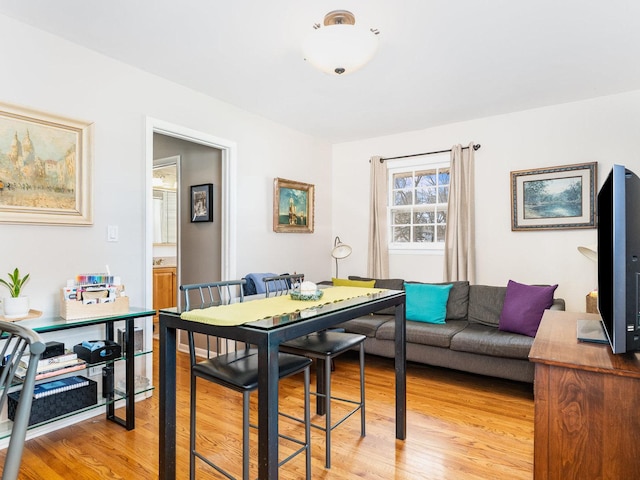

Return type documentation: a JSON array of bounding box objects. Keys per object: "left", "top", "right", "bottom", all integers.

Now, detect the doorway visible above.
[{"left": 145, "top": 118, "right": 237, "bottom": 347}]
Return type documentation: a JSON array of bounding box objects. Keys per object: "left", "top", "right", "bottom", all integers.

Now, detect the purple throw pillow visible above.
[{"left": 498, "top": 280, "right": 558, "bottom": 337}]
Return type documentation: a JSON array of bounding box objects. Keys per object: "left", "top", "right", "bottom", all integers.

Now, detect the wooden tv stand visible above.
[{"left": 529, "top": 310, "right": 640, "bottom": 479}]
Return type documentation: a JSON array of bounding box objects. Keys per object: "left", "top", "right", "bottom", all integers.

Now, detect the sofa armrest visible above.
[{"left": 550, "top": 298, "right": 565, "bottom": 311}]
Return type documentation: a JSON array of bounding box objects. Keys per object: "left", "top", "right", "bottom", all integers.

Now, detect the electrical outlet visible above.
[{"left": 88, "top": 366, "right": 102, "bottom": 377}]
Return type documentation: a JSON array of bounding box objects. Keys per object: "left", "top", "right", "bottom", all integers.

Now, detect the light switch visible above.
[{"left": 107, "top": 225, "right": 119, "bottom": 242}]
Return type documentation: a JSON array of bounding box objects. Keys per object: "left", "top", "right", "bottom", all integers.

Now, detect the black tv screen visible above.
[{"left": 597, "top": 164, "right": 640, "bottom": 354}]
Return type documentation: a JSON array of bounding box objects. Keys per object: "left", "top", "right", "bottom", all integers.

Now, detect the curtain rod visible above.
[{"left": 379, "top": 143, "right": 481, "bottom": 162}]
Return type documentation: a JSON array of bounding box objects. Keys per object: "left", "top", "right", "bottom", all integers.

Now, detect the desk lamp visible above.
[
  {"left": 331, "top": 236, "right": 352, "bottom": 278},
  {"left": 578, "top": 244, "right": 598, "bottom": 313}
]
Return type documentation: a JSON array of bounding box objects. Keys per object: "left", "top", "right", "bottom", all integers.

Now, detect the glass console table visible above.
[{"left": 1, "top": 307, "right": 155, "bottom": 437}]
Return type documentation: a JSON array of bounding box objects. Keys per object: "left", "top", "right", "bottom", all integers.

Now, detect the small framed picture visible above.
[
  {"left": 510, "top": 162, "right": 597, "bottom": 231},
  {"left": 190, "top": 184, "right": 213, "bottom": 223}
]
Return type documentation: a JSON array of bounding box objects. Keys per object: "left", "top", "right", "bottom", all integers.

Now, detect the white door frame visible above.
[{"left": 144, "top": 117, "right": 237, "bottom": 311}]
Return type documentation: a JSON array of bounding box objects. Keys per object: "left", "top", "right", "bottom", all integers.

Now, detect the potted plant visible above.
[{"left": 0, "top": 267, "right": 30, "bottom": 319}]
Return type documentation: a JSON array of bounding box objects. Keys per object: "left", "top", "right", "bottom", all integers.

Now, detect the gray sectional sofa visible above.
[{"left": 335, "top": 277, "right": 565, "bottom": 383}]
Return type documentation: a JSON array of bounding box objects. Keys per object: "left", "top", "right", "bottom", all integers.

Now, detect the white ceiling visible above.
[{"left": 2, "top": 0, "right": 640, "bottom": 143}]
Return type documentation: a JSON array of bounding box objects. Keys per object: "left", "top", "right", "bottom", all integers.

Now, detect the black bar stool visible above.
[
  {"left": 263, "top": 274, "right": 366, "bottom": 469},
  {"left": 181, "top": 280, "right": 312, "bottom": 479}
]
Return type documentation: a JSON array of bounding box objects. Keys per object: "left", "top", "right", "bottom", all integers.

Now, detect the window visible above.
[{"left": 388, "top": 158, "right": 450, "bottom": 251}]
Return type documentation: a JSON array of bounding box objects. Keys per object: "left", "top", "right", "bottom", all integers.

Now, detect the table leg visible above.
[
  {"left": 395, "top": 301, "right": 407, "bottom": 440},
  {"left": 105, "top": 318, "right": 135, "bottom": 429},
  {"left": 124, "top": 317, "right": 135, "bottom": 429},
  {"left": 105, "top": 321, "right": 116, "bottom": 423},
  {"left": 316, "top": 358, "right": 326, "bottom": 415},
  {"left": 257, "top": 337, "right": 280, "bottom": 479},
  {"left": 159, "top": 318, "right": 177, "bottom": 480}
]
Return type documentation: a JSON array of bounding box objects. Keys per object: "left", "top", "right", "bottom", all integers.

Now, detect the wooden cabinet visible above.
[
  {"left": 153, "top": 267, "right": 176, "bottom": 322},
  {"left": 529, "top": 310, "right": 640, "bottom": 479}
]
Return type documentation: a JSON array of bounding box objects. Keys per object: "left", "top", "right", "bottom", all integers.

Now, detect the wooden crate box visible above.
[{"left": 60, "top": 290, "right": 129, "bottom": 320}]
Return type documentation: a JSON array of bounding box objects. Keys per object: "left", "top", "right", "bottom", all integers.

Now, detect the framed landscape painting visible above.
[
  {"left": 511, "top": 162, "right": 597, "bottom": 231},
  {"left": 0, "top": 103, "right": 93, "bottom": 225},
  {"left": 273, "top": 177, "right": 314, "bottom": 233}
]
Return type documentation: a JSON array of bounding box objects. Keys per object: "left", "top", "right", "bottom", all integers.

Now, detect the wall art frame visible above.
[
  {"left": 190, "top": 183, "right": 213, "bottom": 223},
  {"left": 511, "top": 161, "right": 597, "bottom": 231},
  {"left": 273, "top": 177, "right": 314, "bottom": 233},
  {"left": 0, "top": 102, "right": 93, "bottom": 225}
]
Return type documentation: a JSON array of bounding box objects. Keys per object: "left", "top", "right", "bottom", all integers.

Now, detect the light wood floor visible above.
[{"left": 2, "top": 342, "right": 535, "bottom": 479}]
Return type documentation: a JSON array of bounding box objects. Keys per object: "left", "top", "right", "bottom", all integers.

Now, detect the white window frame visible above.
[{"left": 387, "top": 154, "right": 450, "bottom": 254}]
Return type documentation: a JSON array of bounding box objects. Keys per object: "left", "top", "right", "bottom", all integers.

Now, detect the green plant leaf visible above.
[{"left": 0, "top": 268, "right": 30, "bottom": 298}]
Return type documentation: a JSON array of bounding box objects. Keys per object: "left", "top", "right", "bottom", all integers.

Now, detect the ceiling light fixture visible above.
[{"left": 303, "top": 10, "right": 380, "bottom": 76}]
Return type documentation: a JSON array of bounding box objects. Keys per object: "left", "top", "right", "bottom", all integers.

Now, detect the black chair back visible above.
[
  {"left": 179, "top": 279, "right": 247, "bottom": 362},
  {"left": 262, "top": 273, "right": 305, "bottom": 297}
]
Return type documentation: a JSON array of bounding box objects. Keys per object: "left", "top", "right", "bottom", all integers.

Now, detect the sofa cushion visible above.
[
  {"left": 438, "top": 281, "right": 469, "bottom": 320},
  {"left": 334, "top": 315, "right": 392, "bottom": 338},
  {"left": 349, "top": 276, "right": 405, "bottom": 314},
  {"left": 332, "top": 277, "right": 376, "bottom": 288},
  {"left": 449, "top": 323, "right": 534, "bottom": 359},
  {"left": 377, "top": 319, "right": 469, "bottom": 348},
  {"left": 405, "top": 283, "right": 453, "bottom": 324},
  {"left": 467, "top": 285, "right": 507, "bottom": 327},
  {"left": 498, "top": 280, "right": 558, "bottom": 337},
  {"left": 349, "top": 276, "right": 405, "bottom": 291},
  {"left": 550, "top": 298, "right": 566, "bottom": 311},
  {"left": 405, "top": 281, "right": 469, "bottom": 320}
]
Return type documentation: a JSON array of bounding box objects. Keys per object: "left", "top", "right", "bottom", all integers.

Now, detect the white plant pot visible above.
[{"left": 2, "top": 296, "right": 30, "bottom": 319}]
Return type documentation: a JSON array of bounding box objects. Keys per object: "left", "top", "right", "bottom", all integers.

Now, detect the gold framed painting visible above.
[
  {"left": 0, "top": 103, "right": 93, "bottom": 225},
  {"left": 273, "top": 177, "right": 314, "bottom": 233},
  {"left": 511, "top": 162, "right": 597, "bottom": 231}
]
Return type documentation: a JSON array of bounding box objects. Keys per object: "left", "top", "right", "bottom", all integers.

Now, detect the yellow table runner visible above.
[{"left": 180, "top": 286, "right": 384, "bottom": 326}]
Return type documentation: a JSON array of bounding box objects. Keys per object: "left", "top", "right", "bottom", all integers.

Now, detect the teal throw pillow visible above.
[{"left": 404, "top": 283, "right": 454, "bottom": 324}]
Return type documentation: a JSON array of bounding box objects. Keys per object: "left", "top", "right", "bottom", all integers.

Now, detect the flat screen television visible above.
[{"left": 596, "top": 164, "right": 640, "bottom": 354}]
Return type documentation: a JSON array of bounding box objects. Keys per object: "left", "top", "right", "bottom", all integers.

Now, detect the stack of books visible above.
[
  {"left": 16, "top": 352, "right": 87, "bottom": 381},
  {"left": 32, "top": 376, "right": 91, "bottom": 400}
]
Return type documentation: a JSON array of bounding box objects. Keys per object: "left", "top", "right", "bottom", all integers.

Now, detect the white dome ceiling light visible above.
[{"left": 303, "top": 10, "right": 380, "bottom": 76}]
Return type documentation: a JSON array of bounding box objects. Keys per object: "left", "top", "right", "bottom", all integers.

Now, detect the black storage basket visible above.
[
  {"left": 73, "top": 340, "right": 122, "bottom": 364},
  {"left": 8, "top": 377, "right": 98, "bottom": 426}
]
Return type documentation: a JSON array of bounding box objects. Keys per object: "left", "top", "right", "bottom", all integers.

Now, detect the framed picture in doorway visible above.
[
  {"left": 273, "top": 177, "right": 314, "bottom": 233},
  {"left": 510, "top": 162, "right": 597, "bottom": 231},
  {"left": 190, "top": 183, "right": 213, "bottom": 223}
]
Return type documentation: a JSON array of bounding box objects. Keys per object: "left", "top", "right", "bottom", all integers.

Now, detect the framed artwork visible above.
[
  {"left": 273, "top": 177, "right": 314, "bottom": 233},
  {"left": 190, "top": 183, "right": 213, "bottom": 223},
  {"left": 511, "top": 162, "right": 597, "bottom": 231},
  {"left": 0, "top": 103, "right": 93, "bottom": 225}
]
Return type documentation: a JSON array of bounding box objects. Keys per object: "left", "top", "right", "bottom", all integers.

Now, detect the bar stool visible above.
[
  {"left": 0, "top": 321, "right": 46, "bottom": 480},
  {"left": 263, "top": 274, "right": 367, "bottom": 468},
  {"left": 181, "top": 280, "right": 312, "bottom": 480}
]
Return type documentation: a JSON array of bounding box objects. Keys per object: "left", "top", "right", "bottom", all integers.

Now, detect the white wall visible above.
[
  {"left": 5, "top": 12, "right": 638, "bottom": 316},
  {"left": 332, "top": 90, "right": 640, "bottom": 312},
  {"left": 0, "top": 14, "right": 332, "bottom": 315}
]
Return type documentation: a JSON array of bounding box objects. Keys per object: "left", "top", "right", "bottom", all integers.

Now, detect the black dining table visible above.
[{"left": 158, "top": 289, "right": 406, "bottom": 479}]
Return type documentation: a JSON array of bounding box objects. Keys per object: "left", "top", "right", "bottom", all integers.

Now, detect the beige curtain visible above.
[
  {"left": 443, "top": 143, "right": 476, "bottom": 283},
  {"left": 368, "top": 156, "right": 389, "bottom": 278}
]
